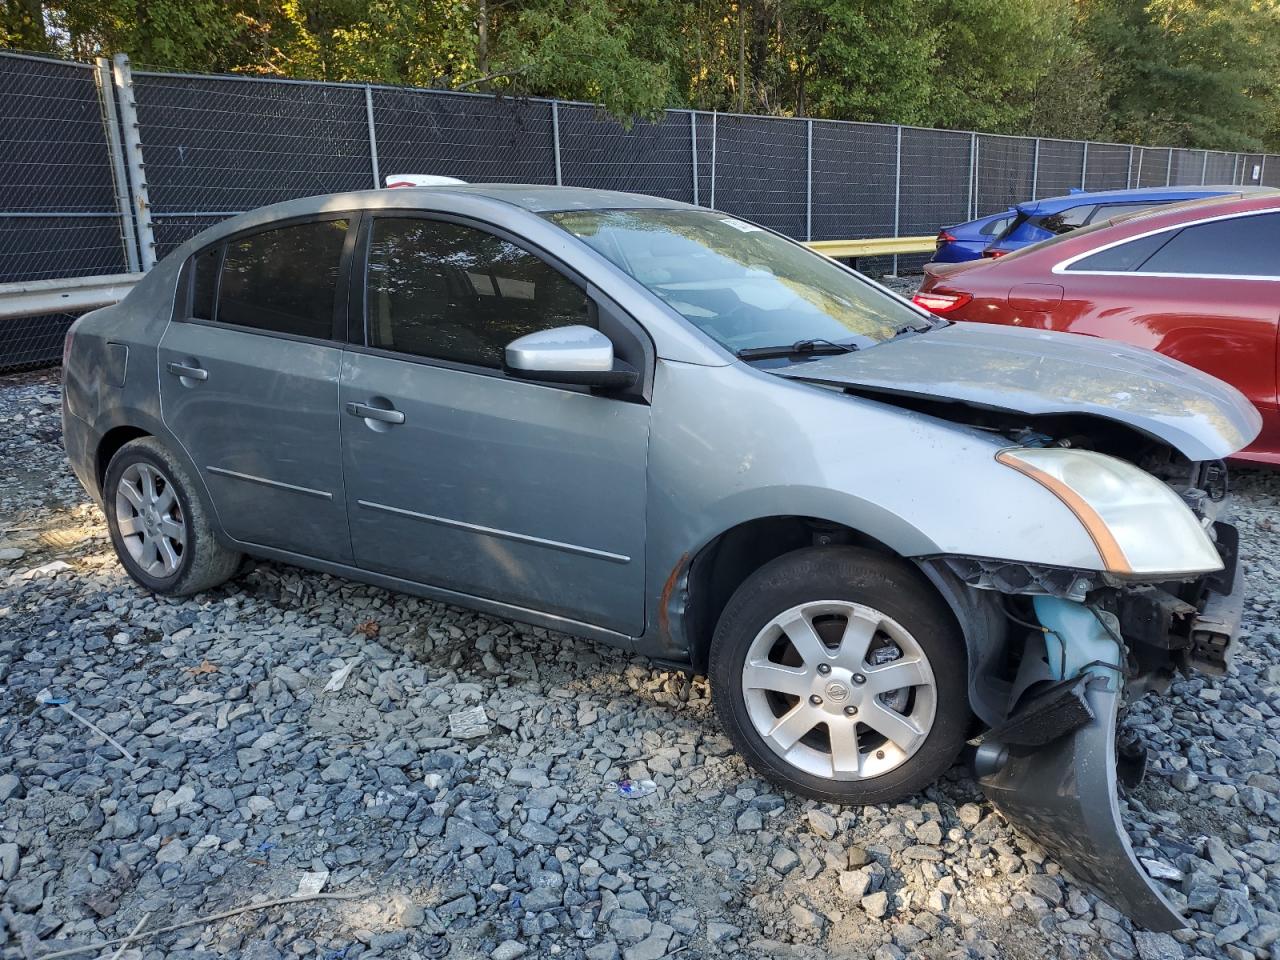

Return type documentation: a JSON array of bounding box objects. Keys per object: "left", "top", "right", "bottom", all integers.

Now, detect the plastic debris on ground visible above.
[
  {"left": 296, "top": 869, "right": 330, "bottom": 896},
  {"left": 323, "top": 660, "right": 357, "bottom": 693},
  {"left": 611, "top": 778, "right": 657, "bottom": 799}
]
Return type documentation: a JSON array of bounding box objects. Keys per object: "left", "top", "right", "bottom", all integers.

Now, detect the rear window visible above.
[
  {"left": 1066, "top": 232, "right": 1174, "bottom": 272},
  {"left": 190, "top": 247, "right": 220, "bottom": 320},
  {"left": 1066, "top": 211, "right": 1280, "bottom": 276},
  {"left": 1029, "top": 205, "right": 1096, "bottom": 236},
  {"left": 1135, "top": 213, "right": 1280, "bottom": 277},
  {"left": 980, "top": 216, "right": 1012, "bottom": 237},
  {"left": 215, "top": 219, "right": 349, "bottom": 338}
]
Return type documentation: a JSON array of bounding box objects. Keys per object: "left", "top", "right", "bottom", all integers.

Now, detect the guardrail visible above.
[
  {"left": 807, "top": 236, "right": 937, "bottom": 258},
  {"left": 0, "top": 272, "right": 146, "bottom": 322},
  {"left": 0, "top": 235, "right": 935, "bottom": 325}
]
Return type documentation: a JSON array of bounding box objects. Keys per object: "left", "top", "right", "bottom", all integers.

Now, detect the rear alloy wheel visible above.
[
  {"left": 710, "top": 547, "right": 969, "bottom": 804},
  {"left": 115, "top": 460, "right": 186, "bottom": 579},
  {"left": 104, "top": 437, "right": 243, "bottom": 595}
]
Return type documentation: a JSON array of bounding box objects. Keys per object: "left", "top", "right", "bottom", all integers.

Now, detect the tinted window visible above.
[
  {"left": 190, "top": 247, "right": 220, "bottom": 320},
  {"left": 1067, "top": 232, "right": 1174, "bottom": 272},
  {"left": 366, "top": 218, "right": 592, "bottom": 368},
  {"left": 1136, "top": 213, "right": 1280, "bottom": 277},
  {"left": 1031, "top": 205, "right": 1096, "bottom": 235},
  {"left": 1087, "top": 201, "right": 1162, "bottom": 223},
  {"left": 545, "top": 208, "right": 930, "bottom": 353},
  {"left": 979, "top": 216, "right": 1012, "bottom": 237},
  {"left": 217, "top": 219, "right": 348, "bottom": 338}
]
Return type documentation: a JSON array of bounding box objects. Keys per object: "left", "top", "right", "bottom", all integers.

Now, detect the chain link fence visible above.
[{"left": 2, "top": 48, "right": 1277, "bottom": 369}]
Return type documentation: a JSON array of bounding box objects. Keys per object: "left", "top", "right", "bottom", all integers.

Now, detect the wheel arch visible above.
[
  {"left": 91, "top": 409, "right": 229, "bottom": 548},
  {"left": 96, "top": 425, "right": 151, "bottom": 490},
  {"left": 680, "top": 515, "right": 948, "bottom": 675}
]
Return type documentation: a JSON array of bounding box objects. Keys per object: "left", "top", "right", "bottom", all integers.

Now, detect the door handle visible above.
[
  {"left": 345, "top": 401, "right": 405, "bottom": 425},
  {"left": 166, "top": 361, "right": 208, "bottom": 381}
]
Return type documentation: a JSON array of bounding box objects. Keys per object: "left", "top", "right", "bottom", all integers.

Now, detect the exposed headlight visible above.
[{"left": 997, "top": 447, "right": 1223, "bottom": 577}]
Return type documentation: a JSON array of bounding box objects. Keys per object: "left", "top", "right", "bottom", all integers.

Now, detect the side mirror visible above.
[{"left": 504, "top": 325, "right": 638, "bottom": 390}]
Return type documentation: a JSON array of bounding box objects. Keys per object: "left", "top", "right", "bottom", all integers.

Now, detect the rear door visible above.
[
  {"left": 339, "top": 215, "right": 650, "bottom": 636},
  {"left": 158, "top": 216, "right": 356, "bottom": 562}
]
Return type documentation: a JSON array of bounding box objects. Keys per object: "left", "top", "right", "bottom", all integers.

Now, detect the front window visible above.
[
  {"left": 365, "top": 218, "right": 592, "bottom": 368},
  {"left": 545, "top": 208, "right": 930, "bottom": 353}
]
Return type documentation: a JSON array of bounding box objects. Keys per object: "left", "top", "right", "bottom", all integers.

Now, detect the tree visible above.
[
  {"left": 4, "top": 0, "right": 1280, "bottom": 149},
  {"left": 1081, "top": 0, "right": 1280, "bottom": 150}
]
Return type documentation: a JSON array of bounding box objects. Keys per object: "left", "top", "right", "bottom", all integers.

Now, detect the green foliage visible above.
[
  {"left": 1081, "top": 0, "right": 1280, "bottom": 151},
  {"left": 5, "top": 0, "right": 1280, "bottom": 150}
]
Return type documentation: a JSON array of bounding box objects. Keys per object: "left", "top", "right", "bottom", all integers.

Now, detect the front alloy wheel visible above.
[
  {"left": 710, "top": 546, "right": 970, "bottom": 805},
  {"left": 742, "top": 600, "right": 937, "bottom": 780}
]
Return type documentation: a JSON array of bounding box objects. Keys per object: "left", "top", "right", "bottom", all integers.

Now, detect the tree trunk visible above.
[
  {"left": 737, "top": 0, "right": 746, "bottom": 112},
  {"left": 476, "top": 0, "right": 490, "bottom": 85}
]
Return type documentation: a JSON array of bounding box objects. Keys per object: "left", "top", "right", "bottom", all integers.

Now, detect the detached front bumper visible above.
[{"left": 928, "top": 525, "right": 1246, "bottom": 931}]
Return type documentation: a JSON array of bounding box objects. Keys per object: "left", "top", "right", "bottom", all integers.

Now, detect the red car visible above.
[{"left": 914, "top": 193, "right": 1280, "bottom": 465}]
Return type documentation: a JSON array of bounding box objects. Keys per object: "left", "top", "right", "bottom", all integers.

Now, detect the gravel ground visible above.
[{"left": 3, "top": 367, "right": 1280, "bottom": 960}]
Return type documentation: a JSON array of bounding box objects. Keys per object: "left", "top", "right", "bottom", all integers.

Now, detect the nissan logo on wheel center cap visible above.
[{"left": 824, "top": 681, "right": 850, "bottom": 702}]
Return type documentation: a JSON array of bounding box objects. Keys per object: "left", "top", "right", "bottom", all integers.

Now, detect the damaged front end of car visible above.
[{"left": 919, "top": 455, "right": 1243, "bottom": 932}]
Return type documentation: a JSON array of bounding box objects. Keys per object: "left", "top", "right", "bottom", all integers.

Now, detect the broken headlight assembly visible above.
[{"left": 996, "top": 446, "right": 1223, "bottom": 577}]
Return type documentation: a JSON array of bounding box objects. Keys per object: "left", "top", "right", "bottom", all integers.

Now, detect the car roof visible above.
[
  {"left": 347, "top": 183, "right": 699, "bottom": 214},
  {"left": 1018, "top": 184, "right": 1268, "bottom": 215},
  {"left": 974, "top": 191, "right": 1280, "bottom": 268},
  {"left": 167, "top": 184, "right": 701, "bottom": 264}
]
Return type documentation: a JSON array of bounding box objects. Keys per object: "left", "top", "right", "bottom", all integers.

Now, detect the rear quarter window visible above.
[
  {"left": 216, "top": 219, "right": 349, "bottom": 338},
  {"left": 1065, "top": 232, "right": 1175, "bottom": 272},
  {"left": 1065, "top": 211, "right": 1280, "bottom": 276},
  {"left": 1135, "top": 212, "right": 1280, "bottom": 277}
]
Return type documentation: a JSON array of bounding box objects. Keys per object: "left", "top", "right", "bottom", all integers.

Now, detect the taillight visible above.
[
  {"left": 911, "top": 291, "right": 973, "bottom": 315},
  {"left": 62, "top": 326, "right": 75, "bottom": 367},
  {"left": 935, "top": 230, "right": 957, "bottom": 252},
  {"left": 983, "top": 249, "right": 1008, "bottom": 258}
]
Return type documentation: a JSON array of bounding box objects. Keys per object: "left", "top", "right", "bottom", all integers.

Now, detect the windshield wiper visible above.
[{"left": 737, "top": 338, "right": 859, "bottom": 361}]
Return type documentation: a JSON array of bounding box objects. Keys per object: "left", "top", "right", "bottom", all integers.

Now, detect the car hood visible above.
[{"left": 774, "top": 322, "right": 1261, "bottom": 461}]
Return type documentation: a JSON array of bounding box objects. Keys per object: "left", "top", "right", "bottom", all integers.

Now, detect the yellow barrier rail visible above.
[{"left": 805, "top": 236, "right": 936, "bottom": 258}]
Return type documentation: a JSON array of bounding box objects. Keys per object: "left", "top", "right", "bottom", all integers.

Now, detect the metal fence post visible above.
[
  {"left": 805, "top": 119, "right": 813, "bottom": 242},
  {"left": 1080, "top": 142, "right": 1088, "bottom": 190},
  {"left": 1261, "top": 156, "right": 1268, "bottom": 187},
  {"left": 968, "top": 133, "right": 977, "bottom": 220},
  {"left": 1201, "top": 151, "right": 1208, "bottom": 185},
  {"left": 110, "top": 54, "right": 156, "bottom": 271},
  {"left": 551, "top": 100, "right": 563, "bottom": 186},
  {"left": 1031, "top": 139, "right": 1040, "bottom": 200},
  {"left": 1127, "top": 146, "right": 1135, "bottom": 189},
  {"left": 1133, "top": 148, "right": 1142, "bottom": 189},
  {"left": 892, "top": 125, "right": 902, "bottom": 275},
  {"left": 709, "top": 112, "right": 717, "bottom": 209},
  {"left": 364, "top": 85, "right": 380, "bottom": 188},
  {"left": 94, "top": 57, "right": 139, "bottom": 274},
  {"left": 1165, "top": 149, "right": 1173, "bottom": 186},
  {"left": 690, "top": 112, "right": 699, "bottom": 206}
]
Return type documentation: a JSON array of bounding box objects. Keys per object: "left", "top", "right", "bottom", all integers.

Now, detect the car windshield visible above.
[{"left": 544, "top": 208, "right": 931, "bottom": 354}]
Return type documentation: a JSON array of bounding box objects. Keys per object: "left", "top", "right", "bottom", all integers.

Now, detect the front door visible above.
[
  {"left": 339, "top": 216, "right": 649, "bottom": 635},
  {"left": 158, "top": 216, "right": 355, "bottom": 563}
]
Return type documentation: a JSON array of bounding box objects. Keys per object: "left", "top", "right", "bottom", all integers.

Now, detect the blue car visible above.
[
  {"left": 931, "top": 209, "right": 1015, "bottom": 263},
  {"left": 933, "top": 186, "right": 1243, "bottom": 263}
]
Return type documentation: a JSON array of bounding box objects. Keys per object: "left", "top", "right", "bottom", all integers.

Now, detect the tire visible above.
[
  {"left": 709, "top": 546, "right": 969, "bottom": 805},
  {"left": 103, "top": 437, "right": 243, "bottom": 596}
]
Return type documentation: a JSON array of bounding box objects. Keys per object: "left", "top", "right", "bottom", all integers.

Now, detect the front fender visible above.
[{"left": 643, "top": 359, "right": 1106, "bottom": 658}]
